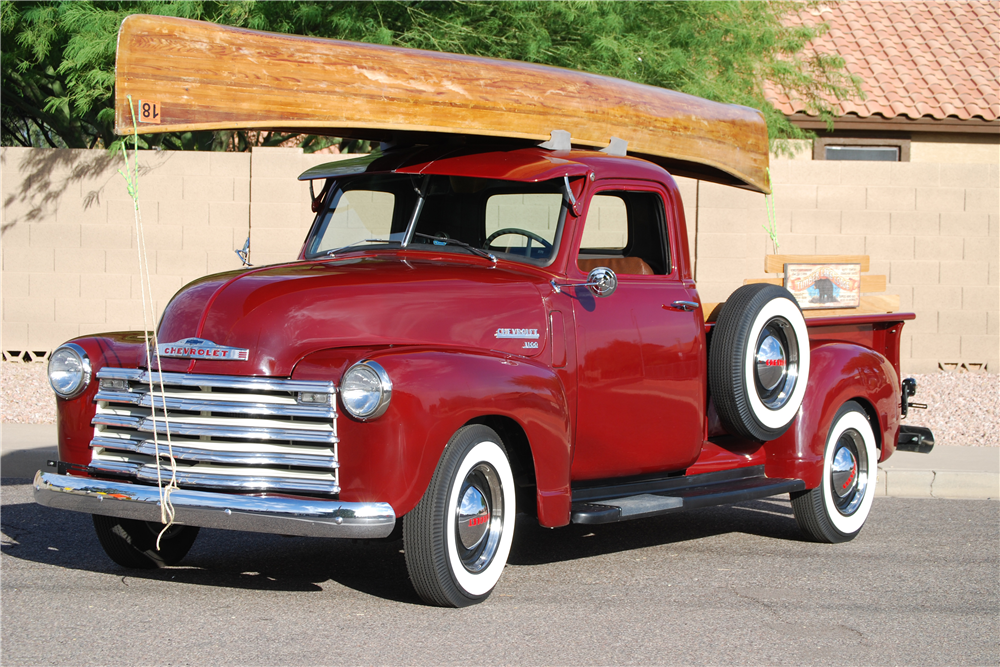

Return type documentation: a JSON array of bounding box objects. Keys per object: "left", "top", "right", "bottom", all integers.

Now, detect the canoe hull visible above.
[{"left": 115, "top": 15, "right": 770, "bottom": 193}]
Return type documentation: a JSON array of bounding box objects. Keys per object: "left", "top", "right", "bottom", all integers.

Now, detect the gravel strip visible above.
[
  {"left": 2, "top": 362, "right": 55, "bottom": 424},
  {"left": 903, "top": 372, "right": 998, "bottom": 448},
  {"left": 1, "top": 363, "right": 997, "bottom": 446}
]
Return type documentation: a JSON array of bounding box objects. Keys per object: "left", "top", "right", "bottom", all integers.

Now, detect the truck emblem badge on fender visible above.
[
  {"left": 157, "top": 338, "right": 250, "bottom": 361},
  {"left": 494, "top": 328, "right": 539, "bottom": 339}
]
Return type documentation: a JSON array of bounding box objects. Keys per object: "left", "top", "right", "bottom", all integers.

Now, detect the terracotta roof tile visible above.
[{"left": 767, "top": 1, "right": 999, "bottom": 121}]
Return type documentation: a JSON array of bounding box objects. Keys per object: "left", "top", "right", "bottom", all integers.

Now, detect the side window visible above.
[{"left": 577, "top": 191, "right": 671, "bottom": 276}]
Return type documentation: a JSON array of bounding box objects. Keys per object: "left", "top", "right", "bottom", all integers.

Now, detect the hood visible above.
[{"left": 154, "top": 256, "right": 548, "bottom": 376}]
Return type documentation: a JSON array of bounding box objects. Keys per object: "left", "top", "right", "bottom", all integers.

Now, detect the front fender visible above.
[
  {"left": 297, "top": 348, "right": 572, "bottom": 527},
  {"left": 765, "top": 342, "right": 900, "bottom": 489},
  {"left": 53, "top": 333, "right": 150, "bottom": 469}
]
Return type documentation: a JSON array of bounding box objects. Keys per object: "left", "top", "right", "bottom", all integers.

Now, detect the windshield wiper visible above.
[
  {"left": 414, "top": 233, "right": 497, "bottom": 263},
  {"left": 317, "top": 236, "right": 402, "bottom": 259}
]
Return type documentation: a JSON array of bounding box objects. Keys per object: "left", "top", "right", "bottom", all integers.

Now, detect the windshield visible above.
[{"left": 304, "top": 173, "right": 568, "bottom": 266}]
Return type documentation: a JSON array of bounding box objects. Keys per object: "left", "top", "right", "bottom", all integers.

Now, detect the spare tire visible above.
[{"left": 709, "top": 283, "right": 810, "bottom": 441}]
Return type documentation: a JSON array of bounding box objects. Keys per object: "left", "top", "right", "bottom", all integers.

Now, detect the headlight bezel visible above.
[
  {"left": 47, "top": 343, "right": 92, "bottom": 399},
  {"left": 340, "top": 360, "right": 392, "bottom": 421}
]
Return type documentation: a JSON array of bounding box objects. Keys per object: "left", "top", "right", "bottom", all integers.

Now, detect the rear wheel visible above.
[
  {"left": 93, "top": 515, "right": 199, "bottom": 569},
  {"left": 404, "top": 425, "right": 515, "bottom": 607},
  {"left": 791, "top": 401, "right": 878, "bottom": 543}
]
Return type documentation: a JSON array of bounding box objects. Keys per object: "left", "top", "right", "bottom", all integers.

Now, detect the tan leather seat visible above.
[{"left": 578, "top": 256, "right": 654, "bottom": 276}]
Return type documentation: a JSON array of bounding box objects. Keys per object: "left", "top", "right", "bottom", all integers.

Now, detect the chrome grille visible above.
[{"left": 90, "top": 368, "right": 339, "bottom": 495}]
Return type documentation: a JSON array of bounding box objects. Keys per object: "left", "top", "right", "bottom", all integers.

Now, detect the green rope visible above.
[
  {"left": 762, "top": 167, "right": 779, "bottom": 254},
  {"left": 117, "top": 95, "right": 140, "bottom": 205}
]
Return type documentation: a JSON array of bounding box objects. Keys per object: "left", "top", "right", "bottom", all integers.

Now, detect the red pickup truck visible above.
[
  {"left": 36, "top": 142, "right": 933, "bottom": 607},
  {"left": 34, "top": 15, "right": 934, "bottom": 607}
]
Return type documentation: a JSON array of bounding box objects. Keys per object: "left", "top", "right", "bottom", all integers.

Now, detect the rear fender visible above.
[
  {"left": 764, "top": 342, "right": 900, "bottom": 489},
  {"left": 302, "top": 348, "right": 573, "bottom": 527}
]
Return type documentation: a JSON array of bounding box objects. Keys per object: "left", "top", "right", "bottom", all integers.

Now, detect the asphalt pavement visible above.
[
  {"left": 2, "top": 478, "right": 996, "bottom": 665},
  {"left": 3, "top": 424, "right": 997, "bottom": 499}
]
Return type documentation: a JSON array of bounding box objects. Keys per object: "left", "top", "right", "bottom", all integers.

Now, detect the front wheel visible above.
[
  {"left": 404, "top": 425, "right": 516, "bottom": 607},
  {"left": 93, "top": 515, "right": 199, "bottom": 568},
  {"left": 791, "top": 401, "right": 878, "bottom": 543}
]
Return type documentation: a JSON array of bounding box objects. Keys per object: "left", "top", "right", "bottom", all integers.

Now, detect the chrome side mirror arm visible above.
[{"left": 551, "top": 266, "right": 618, "bottom": 298}]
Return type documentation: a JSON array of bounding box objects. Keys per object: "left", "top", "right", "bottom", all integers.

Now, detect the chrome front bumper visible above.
[{"left": 33, "top": 471, "right": 395, "bottom": 539}]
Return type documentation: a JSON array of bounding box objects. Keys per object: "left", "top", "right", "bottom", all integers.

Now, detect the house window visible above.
[
  {"left": 814, "top": 137, "right": 910, "bottom": 161},
  {"left": 825, "top": 145, "right": 899, "bottom": 161}
]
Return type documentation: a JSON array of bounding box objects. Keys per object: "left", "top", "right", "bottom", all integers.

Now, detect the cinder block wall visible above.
[
  {"left": 1, "top": 147, "right": 342, "bottom": 352},
  {"left": 2, "top": 147, "right": 251, "bottom": 351},
  {"left": 690, "top": 160, "right": 999, "bottom": 374},
  {"left": 2, "top": 147, "right": 997, "bottom": 374}
]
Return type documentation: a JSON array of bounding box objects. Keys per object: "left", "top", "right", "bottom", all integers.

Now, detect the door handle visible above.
[{"left": 667, "top": 300, "right": 699, "bottom": 312}]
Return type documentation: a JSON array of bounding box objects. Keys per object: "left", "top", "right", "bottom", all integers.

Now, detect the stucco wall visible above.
[
  {"left": 2, "top": 146, "right": 997, "bottom": 374},
  {"left": 909, "top": 133, "right": 1000, "bottom": 164}
]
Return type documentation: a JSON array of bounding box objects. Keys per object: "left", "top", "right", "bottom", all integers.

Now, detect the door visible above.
[{"left": 570, "top": 185, "right": 705, "bottom": 480}]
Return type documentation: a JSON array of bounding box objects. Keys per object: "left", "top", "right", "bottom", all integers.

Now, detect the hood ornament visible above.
[{"left": 157, "top": 338, "right": 249, "bottom": 361}]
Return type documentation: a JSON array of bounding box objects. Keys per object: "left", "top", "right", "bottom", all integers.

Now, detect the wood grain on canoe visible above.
[{"left": 114, "top": 15, "right": 771, "bottom": 193}]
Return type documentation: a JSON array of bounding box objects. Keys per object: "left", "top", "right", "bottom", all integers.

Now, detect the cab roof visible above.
[{"left": 298, "top": 145, "right": 671, "bottom": 184}]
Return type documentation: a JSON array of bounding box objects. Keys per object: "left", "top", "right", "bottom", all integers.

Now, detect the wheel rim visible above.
[
  {"left": 753, "top": 317, "right": 799, "bottom": 410},
  {"left": 454, "top": 462, "right": 504, "bottom": 573},
  {"left": 830, "top": 428, "right": 869, "bottom": 516}
]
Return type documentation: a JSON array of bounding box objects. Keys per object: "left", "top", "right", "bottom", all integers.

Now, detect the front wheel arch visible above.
[{"left": 466, "top": 414, "right": 537, "bottom": 517}]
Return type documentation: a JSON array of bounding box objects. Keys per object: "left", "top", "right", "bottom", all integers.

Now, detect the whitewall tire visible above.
[
  {"left": 709, "top": 283, "right": 810, "bottom": 441},
  {"left": 791, "top": 401, "right": 878, "bottom": 543},
  {"left": 404, "top": 425, "right": 515, "bottom": 607}
]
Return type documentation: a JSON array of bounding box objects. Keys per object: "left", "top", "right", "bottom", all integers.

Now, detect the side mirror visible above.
[{"left": 586, "top": 267, "right": 617, "bottom": 298}]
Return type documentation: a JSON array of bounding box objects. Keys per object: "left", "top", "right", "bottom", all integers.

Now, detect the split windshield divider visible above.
[{"left": 400, "top": 175, "right": 430, "bottom": 248}]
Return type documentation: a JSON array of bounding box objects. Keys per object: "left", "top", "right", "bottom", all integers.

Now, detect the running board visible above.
[{"left": 570, "top": 466, "right": 805, "bottom": 525}]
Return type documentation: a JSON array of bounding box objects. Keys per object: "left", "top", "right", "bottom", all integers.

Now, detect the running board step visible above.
[{"left": 570, "top": 471, "right": 805, "bottom": 525}]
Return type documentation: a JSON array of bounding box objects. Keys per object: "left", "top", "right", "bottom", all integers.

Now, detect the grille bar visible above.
[
  {"left": 135, "top": 468, "right": 340, "bottom": 495},
  {"left": 94, "top": 392, "right": 337, "bottom": 419},
  {"left": 93, "top": 437, "right": 336, "bottom": 468},
  {"left": 137, "top": 417, "right": 338, "bottom": 444},
  {"left": 88, "top": 458, "right": 340, "bottom": 495},
  {"left": 98, "top": 367, "right": 336, "bottom": 393}
]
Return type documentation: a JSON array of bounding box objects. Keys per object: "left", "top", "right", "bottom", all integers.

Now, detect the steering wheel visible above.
[{"left": 485, "top": 228, "right": 553, "bottom": 253}]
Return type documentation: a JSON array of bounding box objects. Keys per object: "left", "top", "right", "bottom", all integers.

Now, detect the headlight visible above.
[
  {"left": 340, "top": 360, "right": 392, "bottom": 420},
  {"left": 48, "top": 343, "right": 92, "bottom": 399}
]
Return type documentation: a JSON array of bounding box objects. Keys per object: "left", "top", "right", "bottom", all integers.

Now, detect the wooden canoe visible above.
[{"left": 114, "top": 15, "right": 771, "bottom": 193}]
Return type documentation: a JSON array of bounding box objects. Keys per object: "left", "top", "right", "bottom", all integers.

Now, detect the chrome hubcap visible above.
[
  {"left": 755, "top": 334, "right": 786, "bottom": 391},
  {"left": 454, "top": 462, "right": 504, "bottom": 573},
  {"left": 830, "top": 429, "right": 868, "bottom": 516},
  {"left": 754, "top": 317, "right": 799, "bottom": 410},
  {"left": 457, "top": 486, "right": 490, "bottom": 550}
]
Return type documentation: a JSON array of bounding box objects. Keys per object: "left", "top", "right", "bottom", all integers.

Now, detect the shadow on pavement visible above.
[
  {"left": 1, "top": 478, "right": 419, "bottom": 603},
  {"left": 2, "top": 477, "right": 803, "bottom": 605},
  {"left": 508, "top": 497, "right": 804, "bottom": 567},
  {"left": 1, "top": 448, "right": 57, "bottom": 480}
]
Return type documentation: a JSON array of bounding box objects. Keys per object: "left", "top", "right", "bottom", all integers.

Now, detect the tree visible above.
[{"left": 2, "top": 1, "right": 861, "bottom": 153}]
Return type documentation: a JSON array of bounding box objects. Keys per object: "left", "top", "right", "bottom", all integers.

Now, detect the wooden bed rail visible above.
[{"left": 703, "top": 255, "right": 900, "bottom": 322}]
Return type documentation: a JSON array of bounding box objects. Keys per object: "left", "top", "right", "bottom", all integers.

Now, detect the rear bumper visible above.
[
  {"left": 897, "top": 425, "right": 935, "bottom": 454},
  {"left": 33, "top": 471, "right": 396, "bottom": 539}
]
